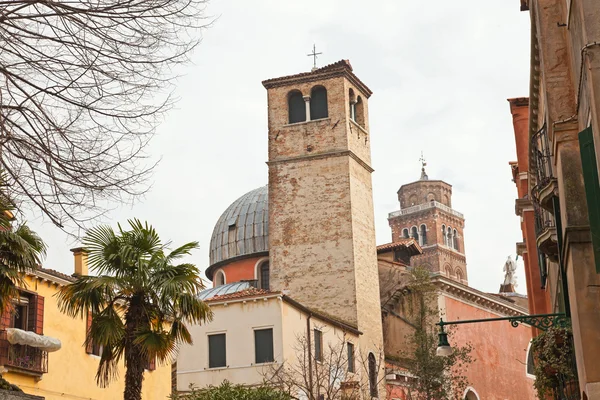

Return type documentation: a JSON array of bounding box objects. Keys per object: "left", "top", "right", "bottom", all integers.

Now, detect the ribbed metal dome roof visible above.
[{"left": 208, "top": 185, "right": 269, "bottom": 269}]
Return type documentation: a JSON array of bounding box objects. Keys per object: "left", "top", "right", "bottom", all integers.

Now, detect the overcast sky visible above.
[{"left": 29, "top": 0, "right": 531, "bottom": 295}]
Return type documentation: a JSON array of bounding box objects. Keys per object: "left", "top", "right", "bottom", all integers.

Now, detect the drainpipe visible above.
[{"left": 306, "top": 313, "right": 313, "bottom": 400}]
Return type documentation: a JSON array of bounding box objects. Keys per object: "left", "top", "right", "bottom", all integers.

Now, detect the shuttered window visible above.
[
  {"left": 578, "top": 126, "right": 600, "bottom": 273},
  {"left": 208, "top": 333, "right": 226, "bottom": 368},
  {"left": 254, "top": 328, "right": 274, "bottom": 364},
  {"left": 314, "top": 329, "right": 323, "bottom": 362}
]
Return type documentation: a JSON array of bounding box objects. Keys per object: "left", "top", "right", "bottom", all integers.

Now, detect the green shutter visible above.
[{"left": 578, "top": 126, "right": 600, "bottom": 273}]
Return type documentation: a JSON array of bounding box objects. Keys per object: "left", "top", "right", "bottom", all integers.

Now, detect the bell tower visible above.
[
  {"left": 262, "top": 59, "right": 383, "bottom": 367},
  {"left": 388, "top": 162, "right": 468, "bottom": 284}
]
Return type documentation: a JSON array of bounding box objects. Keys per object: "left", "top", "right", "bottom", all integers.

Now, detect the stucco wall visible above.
[
  {"left": 441, "top": 296, "right": 535, "bottom": 400},
  {"left": 177, "top": 296, "right": 284, "bottom": 390},
  {"left": 3, "top": 275, "right": 171, "bottom": 400}
]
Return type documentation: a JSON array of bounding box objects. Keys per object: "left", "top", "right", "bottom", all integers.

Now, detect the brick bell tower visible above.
[
  {"left": 388, "top": 159, "right": 468, "bottom": 284},
  {"left": 262, "top": 59, "right": 384, "bottom": 366}
]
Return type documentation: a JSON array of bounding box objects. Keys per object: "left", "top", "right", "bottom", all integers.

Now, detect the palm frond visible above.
[{"left": 56, "top": 276, "right": 118, "bottom": 318}]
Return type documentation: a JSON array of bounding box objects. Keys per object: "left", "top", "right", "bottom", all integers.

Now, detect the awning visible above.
[{"left": 5, "top": 328, "right": 61, "bottom": 352}]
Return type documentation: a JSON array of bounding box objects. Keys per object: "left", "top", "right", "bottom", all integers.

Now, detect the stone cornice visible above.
[
  {"left": 433, "top": 275, "right": 528, "bottom": 317},
  {"left": 267, "top": 149, "right": 374, "bottom": 173}
]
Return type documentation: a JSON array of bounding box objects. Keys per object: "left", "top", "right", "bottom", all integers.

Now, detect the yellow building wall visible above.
[{"left": 3, "top": 275, "right": 172, "bottom": 400}]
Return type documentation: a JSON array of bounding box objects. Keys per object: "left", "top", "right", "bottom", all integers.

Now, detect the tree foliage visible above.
[
  {"left": 0, "top": 191, "right": 46, "bottom": 315},
  {"left": 57, "top": 219, "right": 212, "bottom": 400},
  {"left": 172, "top": 381, "right": 291, "bottom": 400},
  {"left": 399, "top": 266, "right": 473, "bottom": 400},
  {"left": 0, "top": 0, "right": 209, "bottom": 229}
]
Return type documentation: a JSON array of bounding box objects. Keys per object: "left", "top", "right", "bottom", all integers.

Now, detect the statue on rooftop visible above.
[{"left": 503, "top": 255, "right": 518, "bottom": 286}]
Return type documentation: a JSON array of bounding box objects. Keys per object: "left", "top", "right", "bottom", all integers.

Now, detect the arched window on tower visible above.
[
  {"left": 349, "top": 89, "right": 357, "bottom": 121},
  {"left": 447, "top": 227, "right": 453, "bottom": 249},
  {"left": 456, "top": 268, "right": 463, "bottom": 282},
  {"left": 410, "top": 226, "right": 419, "bottom": 242},
  {"left": 420, "top": 224, "right": 427, "bottom": 246},
  {"left": 368, "top": 353, "right": 378, "bottom": 397},
  {"left": 215, "top": 270, "right": 225, "bottom": 287},
  {"left": 354, "top": 96, "right": 365, "bottom": 127},
  {"left": 288, "top": 90, "right": 306, "bottom": 124},
  {"left": 402, "top": 228, "right": 409, "bottom": 239},
  {"left": 453, "top": 228, "right": 459, "bottom": 251},
  {"left": 442, "top": 225, "right": 447, "bottom": 246},
  {"left": 259, "top": 261, "right": 270, "bottom": 290},
  {"left": 310, "top": 86, "right": 328, "bottom": 120}
]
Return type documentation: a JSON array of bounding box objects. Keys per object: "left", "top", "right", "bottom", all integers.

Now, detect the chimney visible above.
[{"left": 70, "top": 247, "right": 88, "bottom": 276}]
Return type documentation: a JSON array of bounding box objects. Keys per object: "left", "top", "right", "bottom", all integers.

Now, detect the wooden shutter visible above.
[
  {"left": 254, "top": 328, "right": 274, "bottom": 364},
  {"left": 148, "top": 357, "right": 156, "bottom": 371},
  {"left": 578, "top": 126, "right": 600, "bottom": 273},
  {"left": 85, "top": 311, "right": 93, "bottom": 354},
  {"left": 28, "top": 295, "right": 44, "bottom": 335},
  {"left": 208, "top": 334, "right": 226, "bottom": 368}
]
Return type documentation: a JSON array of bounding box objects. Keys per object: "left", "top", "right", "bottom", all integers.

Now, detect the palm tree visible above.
[
  {"left": 57, "top": 219, "right": 212, "bottom": 400},
  {"left": 0, "top": 196, "right": 46, "bottom": 315}
]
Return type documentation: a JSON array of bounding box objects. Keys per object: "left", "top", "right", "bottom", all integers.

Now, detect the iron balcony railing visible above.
[
  {"left": 7, "top": 343, "right": 48, "bottom": 374},
  {"left": 534, "top": 202, "right": 556, "bottom": 238},
  {"left": 531, "top": 123, "right": 554, "bottom": 192},
  {"left": 388, "top": 200, "right": 464, "bottom": 219},
  {"left": 552, "top": 336, "right": 581, "bottom": 400}
]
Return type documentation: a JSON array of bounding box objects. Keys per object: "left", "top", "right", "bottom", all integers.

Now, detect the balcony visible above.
[
  {"left": 6, "top": 343, "right": 48, "bottom": 375},
  {"left": 388, "top": 201, "right": 464, "bottom": 219},
  {"left": 534, "top": 203, "right": 558, "bottom": 261},
  {"left": 531, "top": 123, "right": 558, "bottom": 211}
]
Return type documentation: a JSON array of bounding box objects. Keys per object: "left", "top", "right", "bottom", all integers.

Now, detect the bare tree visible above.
[
  {"left": 262, "top": 329, "right": 386, "bottom": 400},
  {"left": 0, "top": 0, "right": 210, "bottom": 229}
]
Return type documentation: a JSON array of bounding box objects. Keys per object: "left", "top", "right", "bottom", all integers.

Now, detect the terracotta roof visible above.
[
  {"left": 262, "top": 59, "right": 372, "bottom": 98},
  {"left": 205, "top": 287, "right": 276, "bottom": 302},
  {"left": 377, "top": 239, "right": 422, "bottom": 254},
  {"left": 36, "top": 267, "right": 76, "bottom": 282}
]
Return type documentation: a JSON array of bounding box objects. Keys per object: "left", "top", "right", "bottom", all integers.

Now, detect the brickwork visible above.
[
  {"left": 388, "top": 180, "right": 467, "bottom": 283},
  {"left": 263, "top": 62, "right": 384, "bottom": 393}
]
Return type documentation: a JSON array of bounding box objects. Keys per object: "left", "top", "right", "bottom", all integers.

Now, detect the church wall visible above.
[
  {"left": 211, "top": 256, "right": 265, "bottom": 287},
  {"left": 440, "top": 296, "right": 536, "bottom": 400},
  {"left": 176, "top": 297, "right": 284, "bottom": 390}
]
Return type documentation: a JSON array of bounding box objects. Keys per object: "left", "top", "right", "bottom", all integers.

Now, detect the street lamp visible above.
[
  {"left": 435, "top": 313, "right": 568, "bottom": 357},
  {"left": 436, "top": 321, "right": 452, "bottom": 357}
]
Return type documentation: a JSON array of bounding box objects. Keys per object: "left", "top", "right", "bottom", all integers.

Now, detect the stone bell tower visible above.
[
  {"left": 262, "top": 59, "right": 383, "bottom": 361},
  {"left": 388, "top": 161, "right": 468, "bottom": 284}
]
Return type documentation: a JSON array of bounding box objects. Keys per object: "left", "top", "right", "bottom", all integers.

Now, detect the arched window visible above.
[
  {"left": 288, "top": 90, "right": 306, "bottom": 124},
  {"left": 259, "top": 262, "right": 270, "bottom": 290},
  {"left": 447, "top": 227, "right": 453, "bottom": 249},
  {"left": 420, "top": 224, "right": 427, "bottom": 246},
  {"left": 368, "top": 352, "right": 377, "bottom": 397},
  {"left": 453, "top": 229, "right": 459, "bottom": 251},
  {"left": 355, "top": 96, "right": 365, "bottom": 127},
  {"left": 445, "top": 265, "right": 452, "bottom": 277},
  {"left": 215, "top": 270, "right": 225, "bottom": 287},
  {"left": 464, "top": 389, "right": 479, "bottom": 400},
  {"left": 526, "top": 341, "right": 535, "bottom": 377},
  {"left": 456, "top": 268, "right": 463, "bottom": 282},
  {"left": 410, "top": 226, "right": 419, "bottom": 241},
  {"left": 442, "top": 225, "right": 447, "bottom": 246},
  {"left": 310, "top": 86, "right": 328, "bottom": 120},
  {"left": 349, "top": 89, "right": 357, "bottom": 121},
  {"left": 402, "top": 228, "right": 409, "bottom": 239}
]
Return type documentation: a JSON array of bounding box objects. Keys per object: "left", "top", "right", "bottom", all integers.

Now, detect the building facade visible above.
[
  {"left": 515, "top": 1, "right": 600, "bottom": 398},
  {"left": 1, "top": 251, "right": 172, "bottom": 400}
]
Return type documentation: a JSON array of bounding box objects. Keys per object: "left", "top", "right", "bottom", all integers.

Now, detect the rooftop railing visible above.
[{"left": 388, "top": 201, "right": 464, "bottom": 219}]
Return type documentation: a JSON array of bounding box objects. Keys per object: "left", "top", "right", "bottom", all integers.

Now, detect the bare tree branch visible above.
[{"left": 0, "top": 0, "right": 211, "bottom": 230}]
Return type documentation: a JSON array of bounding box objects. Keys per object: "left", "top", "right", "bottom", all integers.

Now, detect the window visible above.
[
  {"left": 314, "top": 329, "right": 323, "bottom": 362},
  {"left": 259, "top": 262, "right": 270, "bottom": 290},
  {"left": 215, "top": 270, "right": 225, "bottom": 287},
  {"left": 310, "top": 86, "right": 328, "bottom": 120},
  {"left": 368, "top": 352, "right": 377, "bottom": 397},
  {"left": 354, "top": 96, "right": 365, "bottom": 127},
  {"left": 12, "top": 299, "right": 28, "bottom": 331},
  {"left": 410, "top": 226, "right": 419, "bottom": 241},
  {"left": 442, "top": 225, "right": 447, "bottom": 246},
  {"left": 86, "top": 311, "right": 103, "bottom": 356},
  {"left": 526, "top": 342, "right": 535, "bottom": 376},
  {"left": 143, "top": 356, "right": 156, "bottom": 371},
  {"left": 578, "top": 126, "right": 600, "bottom": 273},
  {"left": 208, "top": 333, "right": 226, "bottom": 368},
  {"left": 349, "top": 89, "right": 357, "bottom": 121},
  {"left": 402, "top": 228, "right": 409, "bottom": 239},
  {"left": 11, "top": 292, "right": 43, "bottom": 335},
  {"left": 254, "top": 328, "right": 274, "bottom": 364},
  {"left": 456, "top": 268, "right": 463, "bottom": 282},
  {"left": 453, "top": 229, "right": 459, "bottom": 251},
  {"left": 447, "top": 226, "right": 453, "bottom": 248},
  {"left": 288, "top": 90, "right": 306, "bottom": 124},
  {"left": 420, "top": 224, "right": 427, "bottom": 246},
  {"left": 347, "top": 342, "right": 354, "bottom": 373}
]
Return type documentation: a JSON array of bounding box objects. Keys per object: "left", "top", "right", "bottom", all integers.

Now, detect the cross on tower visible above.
[{"left": 307, "top": 44, "right": 322, "bottom": 71}]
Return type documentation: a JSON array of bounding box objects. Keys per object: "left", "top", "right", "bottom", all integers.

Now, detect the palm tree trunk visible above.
[{"left": 123, "top": 297, "right": 145, "bottom": 400}]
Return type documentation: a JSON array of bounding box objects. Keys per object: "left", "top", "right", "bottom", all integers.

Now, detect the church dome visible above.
[{"left": 208, "top": 185, "right": 269, "bottom": 275}]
